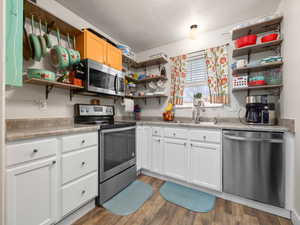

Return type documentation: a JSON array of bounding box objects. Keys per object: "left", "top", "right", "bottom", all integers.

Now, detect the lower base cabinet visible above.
[
  {"left": 138, "top": 125, "right": 222, "bottom": 192},
  {"left": 189, "top": 142, "right": 221, "bottom": 191},
  {"left": 151, "top": 137, "right": 164, "bottom": 174},
  {"left": 6, "top": 158, "right": 57, "bottom": 225},
  {"left": 163, "top": 139, "right": 188, "bottom": 181}
]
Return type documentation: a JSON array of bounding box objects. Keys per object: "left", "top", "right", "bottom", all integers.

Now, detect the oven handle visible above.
[{"left": 100, "top": 126, "right": 136, "bottom": 134}]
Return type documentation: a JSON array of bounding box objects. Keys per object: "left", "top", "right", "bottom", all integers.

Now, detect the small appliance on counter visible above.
[
  {"left": 74, "top": 104, "right": 136, "bottom": 205},
  {"left": 245, "top": 95, "right": 277, "bottom": 125}
]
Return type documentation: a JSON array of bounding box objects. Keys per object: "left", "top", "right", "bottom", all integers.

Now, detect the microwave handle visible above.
[{"left": 114, "top": 76, "right": 117, "bottom": 92}]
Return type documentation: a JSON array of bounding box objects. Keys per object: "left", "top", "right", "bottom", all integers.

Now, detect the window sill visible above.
[{"left": 175, "top": 103, "right": 224, "bottom": 109}]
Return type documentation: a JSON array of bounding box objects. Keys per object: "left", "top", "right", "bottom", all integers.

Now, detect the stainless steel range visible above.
[{"left": 74, "top": 104, "right": 136, "bottom": 205}]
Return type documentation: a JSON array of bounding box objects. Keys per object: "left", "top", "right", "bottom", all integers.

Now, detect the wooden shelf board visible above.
[
  {"left": 24, "top": 77, "right": 84, "bottom": 90},
  {"left": 233, "top": 61, "right": 283, "bottom": 74},
  {"left": 24, "top": 0, "right": 81, "bottom": 37},
  {"left": 126, "top": 95, "right": 168, "bottom": 99},
  {"left": 232, "top": 39, "right": 283, "bottom": 57},
  {"left": 232, "top": 84, "right": 283, "bottom": 92},
  {"left": 232, "top": 16, "right": 283, "bottom": 40},
  {"left": 125, "top": 76, "right": 168, "bottom": 83},
  {"left": 122, "top": 55, "right": 168, "bottom": 68}
]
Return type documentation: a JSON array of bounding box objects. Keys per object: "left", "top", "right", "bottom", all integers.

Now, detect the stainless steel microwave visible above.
[{"left": 77, "top": 59, "right": 125, "bottom": 96}]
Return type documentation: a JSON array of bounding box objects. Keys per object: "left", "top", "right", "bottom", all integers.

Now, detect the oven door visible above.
[
  {"left": 86, "top": 61, "right": 117, "bottom": 95},
  {"left": 99, "top": 126, "right": 136, "bottom": 182}
]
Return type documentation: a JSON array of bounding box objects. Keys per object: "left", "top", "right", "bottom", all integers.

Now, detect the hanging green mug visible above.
[{"left": 50, "top": 29, "right": 69, "bottom": 69}]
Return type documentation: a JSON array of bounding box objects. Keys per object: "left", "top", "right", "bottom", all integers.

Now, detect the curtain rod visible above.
[{"left": 187, "top": 43, "right": 230, "bottom": 55}]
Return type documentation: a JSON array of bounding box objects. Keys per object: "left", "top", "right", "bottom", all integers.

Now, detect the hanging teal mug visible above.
[{"left": 50, "top": 29, "right": 69, "bottom": 69}]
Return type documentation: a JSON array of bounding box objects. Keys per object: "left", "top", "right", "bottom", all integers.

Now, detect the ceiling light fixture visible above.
[{"left": 189, "top": 24, "right": 198, "bottom": 40}]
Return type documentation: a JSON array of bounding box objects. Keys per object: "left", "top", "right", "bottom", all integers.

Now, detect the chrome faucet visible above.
[{"left": 192, "top": 102, "right": 205, "bottom": 124}]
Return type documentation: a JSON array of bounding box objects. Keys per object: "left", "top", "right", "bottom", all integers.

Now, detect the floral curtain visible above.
[
  {"left": 205, "top": 45, "right": 229, "bottom": 104},
  {"left": 169, "top": 54, "right": 187, "bottom": 105}
]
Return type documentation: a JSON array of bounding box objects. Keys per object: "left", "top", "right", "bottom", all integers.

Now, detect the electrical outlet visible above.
[{"left": 34, "top": 100, "right": 47, "bottom": 111}]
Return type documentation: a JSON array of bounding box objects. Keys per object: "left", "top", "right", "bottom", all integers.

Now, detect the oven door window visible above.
[
  {"left": 89, "top": 68, "right": 115, "bottom": 91},
  {"left": 102, "top": 128, "right": 135, "bottom": 172}
]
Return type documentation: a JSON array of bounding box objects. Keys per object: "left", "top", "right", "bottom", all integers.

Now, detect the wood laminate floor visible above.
[{"left": 73, "top": 175, "right": 292, "bottom": 225}]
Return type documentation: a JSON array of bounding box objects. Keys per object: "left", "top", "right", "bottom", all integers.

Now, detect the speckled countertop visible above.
[
  {"left": 116, "top": 118, "right": 291, "bottom": 133},
  {"left": 6, "top": 118, "right": 99, "bottom": 142},
  {"left": 6, "top": 117, "right": 292, "bottom": 142}
]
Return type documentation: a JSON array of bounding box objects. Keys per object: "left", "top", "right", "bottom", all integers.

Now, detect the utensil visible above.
[
  {"left": 23, "top": 17, "right": 32, "bottom": 60},
  {"left": 29, "top": 15, "right": 42, "bottom": 61},
  {"left": 50, "top": 28, "right": 69, "bottom": 69},
  {"left": 66, "top": 33, "right": 79, "bottom": 66},
  {"left": 38, "top": 19, "right": 47, "bottom": 56},
  {"left": 43, "top": 21, "right": 52, "bottom": 48},
  {"left": 72, "top": 36, "right": 81, "bottom": 64}
]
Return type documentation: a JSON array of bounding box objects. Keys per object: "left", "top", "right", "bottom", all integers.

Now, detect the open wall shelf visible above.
[
  {"left": 232, "top": 84, "right": 283, "bottom": 92},
  {"left": 232, "top": 16, "right": 283, "bottom": 40},
  {"left": 233, "top": 61, "right": 283, "bottom": 75},
  {"left": 232, "top": 39, "right": 283, "bottom": 57},
  {"left": 122, "top": 55, "right": 168, "bottom": 69}
]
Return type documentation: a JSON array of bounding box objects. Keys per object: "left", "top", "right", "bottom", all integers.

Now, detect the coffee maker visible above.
[{"left": 245, "top": 95, "right": 277, "bottom": 125}]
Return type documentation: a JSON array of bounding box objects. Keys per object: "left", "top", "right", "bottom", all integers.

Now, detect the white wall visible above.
[
  {"left": 279, "top": 0, "right": 300, "bottom": 220},
  {"left": 5, "top": 0, "right": 121, "bottom": 119},
  {"left": 134, "top": 22, "right": 275, "bottom": 119}
]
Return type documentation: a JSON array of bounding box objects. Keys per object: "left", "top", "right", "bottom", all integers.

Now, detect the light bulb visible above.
[{"left": 189, "top": 24, "right": 198, "bottom": 40}]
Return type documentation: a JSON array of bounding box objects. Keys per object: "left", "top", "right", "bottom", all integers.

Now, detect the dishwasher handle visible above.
[{"left": 223, "top": 134, "right": 283, "bottom": 143}]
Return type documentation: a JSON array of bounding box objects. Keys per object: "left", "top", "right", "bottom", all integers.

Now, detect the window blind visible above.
[{"left": 185, "top": 51, "right": 208, "bottom": 86}]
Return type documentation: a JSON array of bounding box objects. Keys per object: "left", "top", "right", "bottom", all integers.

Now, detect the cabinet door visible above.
[
  {"left": 163, "top": 139, "right": 188, "bottom": 181},
  {"left": 141, "top": 126, "right": 152, "bottom": 170},
  {"left": 151, "top": 137, "right": 164, "bottom": 174},
  {"left": 5, "top": 0, "right": 23, "bottom": 86},
  {"left": 106, "top": 43, "right": 122, "bottom": 71},
  {"left": 136, "top": 126, "right": 143, "bottom": 171},
  {"left": 189, "top": 142, "right": 221, "bottom": 191},
  {"left": 6, "top": 158, "right": 57, "bottom": 225},
  {"left": 84, "top": 30, "right": 107, "bottom": 64}
]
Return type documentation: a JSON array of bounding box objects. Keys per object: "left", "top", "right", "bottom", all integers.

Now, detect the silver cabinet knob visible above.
[
  {"left": 81, "top": 139, "right": 85, "bottom": 144},
  {"left": 203, "top": 136, "right": 207, "bottom": 140},
  {"left": 81, "top": 190, "right": 86, "bottom": 195},
  {"left": 190, "top": 143, "right": 193, "bottom": 147},
  {"left": 158, "top": 139, "right": 161, "bottom": 142},
  {"left": 184, "top": 142, "right": 187, "bottom": 146},
  {"left": 173, "top": 133, "right": 176, "bottom": 136},
  {"left": 81, "top": 161, "right": 86, "bottom": 166},
  {"left": 52, "top": 160, "right": 56, "bottom": 165},
  {"left": 33, "top": 149, "right": 38, "bottom": 153}
]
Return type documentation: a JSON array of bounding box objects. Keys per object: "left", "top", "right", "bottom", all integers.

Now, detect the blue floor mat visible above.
[
  {"left": 160, "top": 181, "right": 216, "bottom": 212},
  {"left": 103, "top": 180, "right": 153, "bottom": 216}
]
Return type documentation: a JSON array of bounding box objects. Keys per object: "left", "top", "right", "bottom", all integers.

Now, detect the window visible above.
[{"left": 180, "top": 51, "right": 222, "bottom": 108}]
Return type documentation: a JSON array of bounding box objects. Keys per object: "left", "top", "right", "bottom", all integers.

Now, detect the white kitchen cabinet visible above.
[
  {"left": 141, "top": 126, "right": 152, "bottom": 170},
  {"left": 151, "top": 136, "right": 164, "bottom": 174},
  {"left": 189, "top": 142, "right": 221, "bottom": 191},
  {"left": 136, "top": 125, "right": 143, "bottom": 171},
  {"left": 6, "top": 158, "right": 57, "bottom": 225},
  {"left": 163, "top": 138, "right": 188, "bottom": 181}
]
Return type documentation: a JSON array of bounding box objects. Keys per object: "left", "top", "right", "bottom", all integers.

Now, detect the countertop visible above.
[
  {"left": 116, "top": 119, "right": 290, "bottom": 133},
  {"left": 6, "top": 124, "right": 99, "bottom": 142}
]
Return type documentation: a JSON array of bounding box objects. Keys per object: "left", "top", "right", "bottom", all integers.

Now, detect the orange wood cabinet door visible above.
[
  {"left": 76, "top": 30, "right": 107, "bottom": 64},
  {"left": 106, "top": 43, "right": 122, "bottom": 71}
]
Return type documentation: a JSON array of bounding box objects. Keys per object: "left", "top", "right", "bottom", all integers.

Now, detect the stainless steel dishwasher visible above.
[{"left": 222, "top": 130, "right": 285, "bottom": 207}]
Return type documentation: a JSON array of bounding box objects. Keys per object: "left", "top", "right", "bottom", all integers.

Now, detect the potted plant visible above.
[{"left": 193, "top": 92, "right": 203, "bottom": 106}]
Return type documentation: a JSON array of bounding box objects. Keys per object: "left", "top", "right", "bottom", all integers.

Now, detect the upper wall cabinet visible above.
[
  {"left": 106, "top": 43, "right": 122, "bottom": 71},
  {"left": 5, "top": 0, "right": 23, "bottom": 86},
  {"left": 76, "top": 29, "right": 122, "bottom": 71}
]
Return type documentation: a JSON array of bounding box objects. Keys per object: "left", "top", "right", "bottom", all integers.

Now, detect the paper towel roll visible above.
[{"left": 124, "top": 98, "right": 134, "bottom": 112}]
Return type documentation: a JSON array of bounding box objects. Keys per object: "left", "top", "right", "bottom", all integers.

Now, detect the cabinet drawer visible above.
[
  {"left": 164, "top": 128, "right": 188, "bottom": 139},
  {"left": 62, "top": 172, "right": 97, "bottom": 217},
  {"left": 190, "top": 129, "right": 221, "bottom": 144},
  {"left": 7, "top": 138, "right": 57, "bottom": 166},
  {"left": 62, "top": 147, "right": 98, "bottom": 184},
  {"left": 152, "top": 127, "right": 161, "bottom": 136},
  {"left": 62, "top": 132, "right": 97, "bottom": 153}
]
